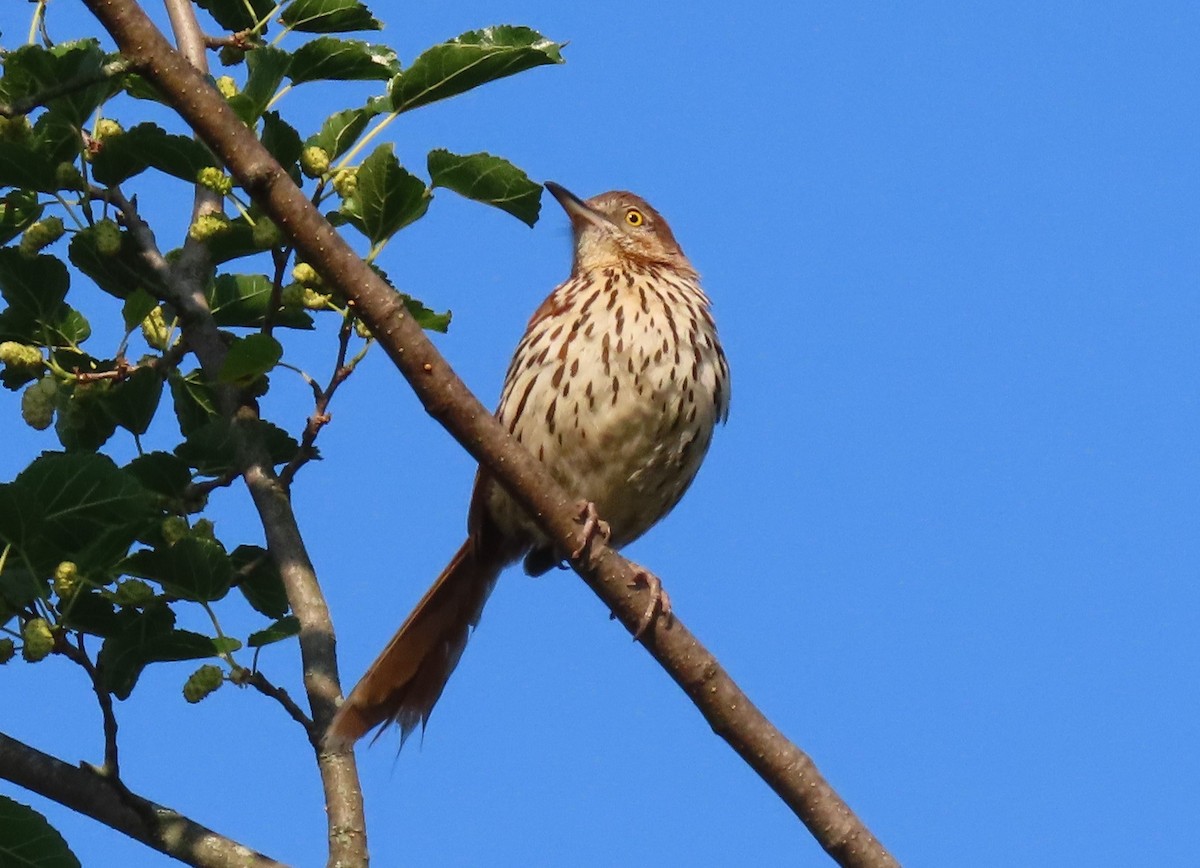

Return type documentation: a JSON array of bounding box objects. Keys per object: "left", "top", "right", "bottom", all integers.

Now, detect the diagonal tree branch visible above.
[
  {"left": 0, "top": 733, "right": 285, "bottom": 868},
  {"left": 82, "top": 2, "right": 899, "bottom": 866}
]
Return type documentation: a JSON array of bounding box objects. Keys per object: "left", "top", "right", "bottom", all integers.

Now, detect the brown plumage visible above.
[{"left": 325, "top": 182, "right": 730, "bottom": 750}]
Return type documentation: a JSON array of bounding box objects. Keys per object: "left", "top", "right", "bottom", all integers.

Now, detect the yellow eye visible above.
[{"left": 625, "top": 209, "right": 645, "bottom": 227}]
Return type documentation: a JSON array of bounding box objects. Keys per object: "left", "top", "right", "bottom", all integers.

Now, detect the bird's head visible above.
[{"left": 545, "top": 182, "right": 693, "bottom": 276}]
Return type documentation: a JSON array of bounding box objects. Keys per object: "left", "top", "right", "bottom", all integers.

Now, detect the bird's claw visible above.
[
  {"left": 571, "top": 500, "right": 610, "bottom": 561},
  {"left": 629, "top": 567, "right": 672, "bottom": 641}
]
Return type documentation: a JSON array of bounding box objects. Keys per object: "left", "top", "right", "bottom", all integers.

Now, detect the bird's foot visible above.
[
  {"left": 628, "top": 565, "right": 672, "bottom": 640},
  {"left": 571, "top": 500, "right": 611, "bottom": 561}
]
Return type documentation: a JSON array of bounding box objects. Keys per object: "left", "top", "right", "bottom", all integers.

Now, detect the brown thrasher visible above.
[{"left": 325, "top": 182, "right": 730, "bottom": 749}]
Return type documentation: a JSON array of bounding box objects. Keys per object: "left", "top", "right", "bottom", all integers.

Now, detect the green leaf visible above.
[
  {"left": 427, "top": 149, "right": 542, "bottom": 227},
  {"left": 98, "top": 604, "right": 228, "bottom": 698},
  {"left": 289, "top": 38, "right": 398, "bottom": 84},
  {"left": 107, "top": 367, "right": 164, "bottom": 436},
  {"left": 69, "top": 229, "right": 167, "bottom": 301},
  {"left": 260, "top": 112, "right": 304, "bottom": 173},
  {"left": 58, "top": 590, "right": 120, "bottom": 637},
  {"left": 219, "top": 333, "right": 283, "bottom": 384},
  {"left": 389, "top": 26, "right": 564, "bottom": 114},
  {"left": 232, "top": 545, "right": 289, "bottom": 618},
  {"left": 0, "top": 41, "right": 123, "bottom": 128},
  {"left": 0, "top": 566, "right": 48, "bottom": 618},
  {"left": 0, "top": 190, "right": 44, "bottom": 246},
  {"left": 91, "top": 122, "right": 216, "bottom": 185},
  {"left": 0, "top": 249, "right": 68, "bottom": 319},
  {"left": 54, "top": 380, "right": 121, "bottom": 451},
  {"left": 0, "top": 141, "right": 58, "bottom": 193},
  {"left": 228, "top": 46, "right": 291, "bottom": 124},
  {"left": 121, "top": 289, "right": 158, "bottom": 332},
  {"left": 125, "top": 452, "right": 193, "bottom": 499},
  {"left": 339, "top": 145, "right": 431, "bottom": 245},
  {"left": 248, "top": 614, "right": 300, "bottom": 647},
  {"left": 175, "top": 418, "right": 300, "bottom": 475},
  {"left": 306, "top": 106, "right": 377, "bottom": 159},
  {"left": 168, "top": 370, "right": 219, "bottom": 437},
  {"left": 0, "top": 452, "right": 153, "bottom": 577},
  {"left": 402, "top": 294, "right": 452, "bottom": 333},
  {"left": 208, "top": 273, "right": 314, "bottom": 330},
  {"left": 280, "top": 0, "right": 383, "bottom": 33},
  {"left": 0, "top": 795, "right": 80, "bottom": 868},
  {"left": 193, "top": 0, "right": 276, "bottom": 32},
  {"left": 124, "top": 537, "right": 234, "bottom": 603}
]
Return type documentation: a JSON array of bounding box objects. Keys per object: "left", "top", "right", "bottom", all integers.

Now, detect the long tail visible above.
[{"left": 324, "top": 539, "right": 504, "bottom": 750}]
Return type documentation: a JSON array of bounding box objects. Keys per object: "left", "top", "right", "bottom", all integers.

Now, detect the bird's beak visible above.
[{"left": 545, "top": 181, "right": 610, "bottom": 231}]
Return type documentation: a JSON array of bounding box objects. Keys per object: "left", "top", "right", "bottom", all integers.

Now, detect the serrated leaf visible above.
[
  {"left": 0, "top": 452, "right": 153, "bottom": 577},
  {"left": 0, "top": 141, "right": 58, "bottom": 192},
  {"left": 107, "top": 366, "right": 164, "bottom": 436},
  {"left": 219, "top": 333, "right": 283, "bottom": 384},
  {"left": 69, "top": 229, "right": 167, "bottom": 300},
  {"left": 260, "top": 112, "right": 304, "bottom": 172},
  {"left": 288, "top": 37, "right": 398, "bottom": 84},
  {"left": 125, "top": 537, "right": 234, "bottom": 602},
  {"left": 91, "top": 122, "right": 216, "bottom": 185},
  {"left": 427, "top": 149, "right": 542, "bottom": 226},
  {"left": 281, "top": 0, "right": 383, "bottom": 33},
  {"left": 0, "top": 249, "right": 68, "bottom": 318},
  {"left": 0, "top": 796, "right": 81, "bottom": 868},
  {"left": 175, "top": 417, "right": 301, "bottom": 476},
  {"left": 98, "top": 604, "right": 228, "bottom": 698},
  {"left": 193, "top": 0, "right": 276, "bottom": 32},
  {"left": 339, "top": 145, "right": 431, "bottom": 245},
  {"left": 208, "top": 273, "right": 313, "bottom": 330},
  {"left": 0, "top": 190, "right": 44, "bottom": 246},
  {"left": 54, "top": 380, "right": 121, "bottom": 451},
  {"left": 125, "top": 452, "right": 192, "bottom": 499},
  {"left": 168, "top": 370, "right": 219, "bottom": 437},
  {"left": 0, "top": 41, "right": 123, "bottom": 128},
  {"left": 247, "top": 614, "right": 300, "bottom": 647},
  {"left": 305, "top": 106, "right": 377, "bottom": 159},
  {"left": 232, "top": 545, "right": 289, "bottom": 618},
  {"left": 228, "top": 46, "right": 291, "bottom": 124},
  {"left": 121, "top": 288, "right": 158, "bottom": 332},
  {"left": 389, "top": 26, "right": 563, "bottom": 114}
]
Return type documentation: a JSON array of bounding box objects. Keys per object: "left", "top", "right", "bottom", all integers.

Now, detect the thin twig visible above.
[
  {"left": 56, "top": 633, "right": 121, "bottom": 778},
  {"left": 240, "top": 669, "right": 315, "bottom": 736}
]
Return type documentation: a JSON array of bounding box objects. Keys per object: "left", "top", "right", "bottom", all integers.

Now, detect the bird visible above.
[{"left": 325, "top": 182, "right": 730, "bottom": 750}]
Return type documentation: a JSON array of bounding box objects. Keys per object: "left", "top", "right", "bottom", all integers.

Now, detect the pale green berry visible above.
[
  {"left": 291, "top": 262, "right": 320, "bottom": 287},
  {"left": 0, "top": 341, "right": 44, "bottom": 370},
  {"left": 20, "top": 380, "right": 55, "bottom": 430},
  {"left": 251, "top": 218, "right": 283, "bottom": 249},
  {"left": 19, "top": 217, "right": 65, "bottom": 256},
  {"left": 302, "top": 287, "right": 331, "bottom": 310},
  {"left": 141, "top": 307, "right": 171, "bottom": 350},
  {"left": 55, "top": 162, "right": 85, "bottom": 190},
  {"left": 187, "top": 213, "right": 231, "bottom": 242},
  {"left": 93, "top": 118, "right": 123, "bottom": 141},
  {"left": 214, "top": 75, "right": 238, "bottom": 99},
  {"left": 353, "top": 318, "right": 372, "bottom": 339},
  {"left": 0, "top": 638, "right": 14, "bottom": 664},
  {"left": 53, "top": 561, "right": 79, "bottom": 599},
  {"left": 21, "top": 618, "right": 54, "bottom": 662},
  {"left": 300, "top": 146, "right": 331, "bottom": 179},
  {"left": 93, "top": 219, "right": 122, "bottom": 256},
  {"left": 183, "top": 664, "right": 224, "bottom": 703},
  {"left": 197, "top": 167, "right": 233, "bottom": 196},
  {"left": 332, "top": 167, "right": 357, "bottom": 198}
]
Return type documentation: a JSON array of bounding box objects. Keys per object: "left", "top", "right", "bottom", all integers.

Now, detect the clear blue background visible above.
[{"left": 2, "top": 2, "right": 1198, "bottom": 866}]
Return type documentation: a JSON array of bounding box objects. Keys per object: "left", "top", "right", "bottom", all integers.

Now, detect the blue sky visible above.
[{"left": 2, "top": 2, "right": 1198, "bottom": 865}]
